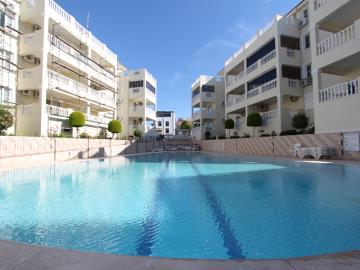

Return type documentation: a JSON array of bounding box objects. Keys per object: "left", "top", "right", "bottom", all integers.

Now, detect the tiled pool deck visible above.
[{"left": 0, "top": 240, "right": 359, "bottom": 270}]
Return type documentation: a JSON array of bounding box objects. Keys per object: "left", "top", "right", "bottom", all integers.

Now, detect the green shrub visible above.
[
  {"left": 134, "top": 129, "right": 142, "bottom": 139},
  {"left": 80, "top": 132, "right": 90, "bottom": 139},
  {"left": 292, "top": 113, "right": 309, "bottom": 131},
  {"left": 108, "top": 120, "right": 122, "bottom": 138},
  {"left": 180, "top": 121, "right": 191, "bottom": 130},
  {"left": 0, "top": 108, "right": 13, "bottom": 135},
  {"left": 279, "top": 130, "right": 298, "bottom": 136},
  {"left": 224, "top": 119, "right": 235, "bottom": 138},
  {"left": 204, "top": 130, "right": 211, "bottom": 140},
  {"left": 247, "top": 112, "right": 262, "bottom": 137},
  {"left": 69, "top": 111, "right": 85, "bottom": 128},
  {"left": 260, "top": 133, "right": 271, "bottom": 137}
]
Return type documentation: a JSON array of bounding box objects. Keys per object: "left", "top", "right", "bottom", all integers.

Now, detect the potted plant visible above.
[{"left": 247, "top": 112, "right": 262, "bottom": 137}]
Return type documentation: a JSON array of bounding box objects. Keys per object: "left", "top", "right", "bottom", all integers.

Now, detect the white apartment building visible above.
[
  {"left": 223, "top": 0, "right": 360, "bottom": 136},
  {"left": 156, "top": 111, "right": 176, "bottom": 136},
  {"left": 16, "top": 0, "right": 118, "bottom": 137},
  {"left": 310, "top": 0, "right": 360, "bottom": 133},
  {"left": 117, "top": 68, "right": 157, "bottom": 138},
  {"left": 0, "top": 0, "right": 20, "bottom": 135},
  {"left": 192, "top": 75, "right": 225, "bottom": 140}
]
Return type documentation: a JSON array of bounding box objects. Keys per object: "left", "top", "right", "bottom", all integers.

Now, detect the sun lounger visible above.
[{"left": 290, "top": 145, "right": 336, "bottom": 160}]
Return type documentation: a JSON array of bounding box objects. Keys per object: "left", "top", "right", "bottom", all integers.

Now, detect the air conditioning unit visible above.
[
  {"left": 24, "top": 55, "right": 35, "bottom": 63},
  {"left": 33, "top": 24, "right": 41, "bottom": 32},
  {"left": 22, "top": 90, "right": 31, "bottom": 96}
]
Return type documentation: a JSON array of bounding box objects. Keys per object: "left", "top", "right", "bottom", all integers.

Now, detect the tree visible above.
[
  {"left": 0, "top": 108, "right": 13, "bottom": 135},
  {"left": 108, "top": 120, "right": 122, "bottom": 138},
  {"left": 69, "top": 111, "right": 85, "bottom": 137},
  {"left": 292, "top": 113, "right": 309, "bottom": 132},
  {"left": 224, "top": 118, "right": 235, "bottom": 138},
  {"left": 180, "top": 121, "right": 191, "bottom": 130},
  {"left": 247, "top": 112, "right": 262, "bottom": 137},
  {"left": 133, "top": 129, "right": 142, "bottom": 139}
]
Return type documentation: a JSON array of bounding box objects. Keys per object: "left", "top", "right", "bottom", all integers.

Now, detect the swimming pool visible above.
[{"left": 0, "top": 152, "right": 360, "bottom": 260}]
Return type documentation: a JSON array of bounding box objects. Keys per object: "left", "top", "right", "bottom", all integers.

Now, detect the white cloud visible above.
[{"left": 168, "top": 72, "right": 182, "bottom": 86}]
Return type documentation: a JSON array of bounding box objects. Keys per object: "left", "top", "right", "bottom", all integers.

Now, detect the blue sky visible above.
[{"left": 56, "top": 0, "right": 299, "bottom": 119}]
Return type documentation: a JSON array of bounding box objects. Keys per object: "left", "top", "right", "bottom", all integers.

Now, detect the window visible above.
[
  {"left": 129, "top": 80, "right": 143, "bottom": 88},
  {"left": 304, "top": 63, "right": 312, "bottom": 79},
  {"left": 247, "top": 39, "right": 276, "bottom": 67},
  {"left": 282, "top": 65, "right": 301, "bottom": 80},
  {"left": 158, "top": 121, "right": 162, "bottom": 127},
  {"left": 165, "top": 121, "right": 169, "bottom": 127},
  {"left": 1, "top": 87, "right": 11, "bottom": 102},
  {"left": 146, "top": 81, "right": 156, "bottom": 94},
  {"left": 247, "top": 68, "right": 277, "bottom": 90},
  {"left": 303, "top": 9, "right": 308, "bottom": 19},
  {"left": 166, "top": 128, "right": 169, "bottom": 134},
  {"left": 0, "top": 11, "right": 14, "bottom": 28},
  {"left": 202, "top": 85, "right": 215, "bottom": 93},
  {"left": 280, "top": 35, "right": 300, "bottom": 50},
  {"left": 304, "top": 33, "right": 310, "bottom": 49}
]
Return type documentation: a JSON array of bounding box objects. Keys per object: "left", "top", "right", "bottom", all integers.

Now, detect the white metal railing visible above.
[
  {"left": 47, "top": 105, "right": 72, "bottom": 118},
  {"left": 86, "top": 114, "right": 109, "bottom": 125},
  {"left": 48, "top": 70, "right": 115, "bottom": 107},
  {"left": 260, "top": 50, "right": 276, "bottom": 65},
  {"left": 227, "top": 71, "right": 245, "bottom": 87},
  {"left": 192, "top": 110, "right": 201, "bottom": 120},
  {"left": 202, "top": 109, "right": 216, "bottom": 118},
  {"left": 192, "top": 78, "right": 201, "bottom": 88},
  {"left": 247, "top": 88, "right": 259, "bottom": 98},
  {"left": 260, "top": 109, "right": 278, "bottom": 119},
  {"left": 316, "top": 24, "right": 355, "bottom": 56},
  {"left": 319, "top": 78, "right": 359, "bottom": 103},
  {"left": 314, "top": 0, "right": 330, "bottom": 11},
  {"left": 287, "top": 49, "right": 296, "bottom": 57},
  {"left": 246, "top": 62, "right": 258, "bottom": 74},
  {"left": 48, "top": 0, "right": 71, "bottom": 23},
  {"left": 193, "top": 94, "right": 201, "bottom": 104},
  {"left": 288, "top": 79, "right": 298, "bottom": 88},
  {"left": 262, "top": 79, "right": 277, "bottom": 92}
]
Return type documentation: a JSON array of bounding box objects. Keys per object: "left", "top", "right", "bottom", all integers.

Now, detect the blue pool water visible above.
[{"left": 0, "top": 152, "right": 360, "bottom": 260}]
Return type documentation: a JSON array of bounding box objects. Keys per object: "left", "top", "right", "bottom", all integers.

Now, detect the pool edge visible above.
[{"left": 0, "top": 240, "right": 359, "bottom": 270}]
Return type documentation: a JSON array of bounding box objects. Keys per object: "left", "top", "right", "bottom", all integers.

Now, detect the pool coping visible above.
[
  {"left": 0, "top": 240, "right": 359, "bottom": 270},
  {"left": 1, "top": 150, "right": 360, "bottom": 172}
]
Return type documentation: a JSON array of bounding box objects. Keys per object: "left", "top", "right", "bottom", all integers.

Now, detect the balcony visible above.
[
  {"left": 316, "top": 23, "right": 356, "bottom": 56},
  {"left": 246, "top": 50, "right": 276, "bottom": 75},
  {"left": 226, "top": 71, "right": 245, "bottom": 87},
  {"left": 227, "top": 95, "right": 245, "bottom": 108},
  {"left": 146, "top": 107, "right": 157, "bottom": 120},
  {"left": 48, "top": 70, "right": 115, "bottom": 108},
  {"left": 247, "top": 79, "right": 278, "bottom": 99},
  {"left": 192, "top": 110, "right": 201, "bottom": 120},
  {"left": 192, "top": 94, "right": 201, "bottom": 105},
  {"left": 47, "top": 105, "right": 110, "bottom": 126},
  {"left": 260, "top": 109, "right": 278, "bottom": 120},
  {"left": 202, "top": 109, "right": 216, "bottom": 119},
  {"left": 319, "top": 78, "right": 359, "bottom": 103}
]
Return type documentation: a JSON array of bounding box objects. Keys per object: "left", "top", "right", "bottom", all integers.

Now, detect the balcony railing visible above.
[
  {"left": 314, "top": 0, "right": 330, "bottom": 11},
  {"left": 48, "top": 70, "right": 115, "bottom": 107},
  {"left": 227, "top": 95, "right": 245, "bottom": 107},
  {"left": 246, "top": 50, "right": 276, "bottom": 75},
  {"left": 260, "top": 109, "right": 278, "bottom": 119},
  {"left": 316, "top": 23, "right": 355, "bottom": 56},
  {"left": 319, "top": 78, "right": 359, "bottom": 103},
  {"left": 47, "top": 105, "right": 72, "bottom": 118},
  {"left": 227, "top": 71, "right": 245, "bottom": 87},
  {"left": 48, "top": 34, "right": 116, "bottom": 86},
  {"left": 247, "top": 88, "right": 259, "bottom": 98},
  {"left": 47, "top": 105, "right": 109, "bottom": 125},
  {"left": 262, "top": 79, "right": 277, "bottom": 93},
  {"left": 288, "top": 79, "right": 298, "bottom": 88}
]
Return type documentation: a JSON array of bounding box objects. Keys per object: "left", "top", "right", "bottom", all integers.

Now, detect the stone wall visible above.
[{"left": 197, "top": 133, "right": 360, "bottom": 161}]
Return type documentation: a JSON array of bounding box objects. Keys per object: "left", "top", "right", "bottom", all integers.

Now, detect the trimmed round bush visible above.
[
  {"left": 133, "top": 129, "right": 142, "bottom": 139},
  {"left": 292, "top": 113, "right": 309, "bottom": 130},
  {"left": 69, "top": 111, "right": 85, "bottom": 128},
  {"left": 247, "top": 112, "right": 262, "bottom": 127},
  {"left": 205, "top": 131, "right": 211, "bottom": 140},
  {"left": 224, "top": 119, "right": 235, "bottom": 130},
  {"left": 108, "top": 120, "right": 122, "bottom": 135}
]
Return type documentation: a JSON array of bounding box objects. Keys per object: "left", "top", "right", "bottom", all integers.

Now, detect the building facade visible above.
[
  {"left": 16, "top": 0, "right": 118, "bottom": 137},
  {"left": 117, "top": 68, "right": 157, "bottom": 138},
  {"left": 191, "top": 75, "right": 225, "bottom": 140},
  {"left": 222, "top": 0, "right": 360, "bottom": 136},
  {"left": 156, "top": 111, "right": 176, "bottom": 136}
]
